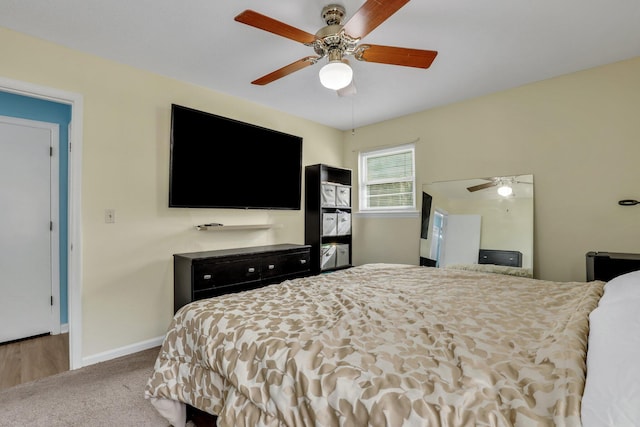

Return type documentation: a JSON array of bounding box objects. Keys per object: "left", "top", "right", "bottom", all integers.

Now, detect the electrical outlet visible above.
[{"left": 105, "top": 209, "right": 116, "bottom": 224}]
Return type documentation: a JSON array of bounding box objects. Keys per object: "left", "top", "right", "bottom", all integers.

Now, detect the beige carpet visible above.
[{"left": 0, "top": 346, "right": 171, "bottom": 426}]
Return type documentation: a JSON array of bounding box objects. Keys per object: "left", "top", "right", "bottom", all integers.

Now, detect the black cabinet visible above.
[
  {"left": 586, "top": 251, "right": 640, "bottom": 282},
  {"left": 305, "top": 164, "right": 353, "bottom": 274},
  {"left": 478, "top": 249, "right": 523, "bottom": 267},
  {"left": 173, "top": 244, "right": 311, "bottom": 312}
]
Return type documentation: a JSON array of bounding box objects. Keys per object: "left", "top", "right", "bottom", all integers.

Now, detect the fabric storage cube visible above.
[
  {"left": 335, "top": 244, "right": 350, "bottom": 267},
  {"left": 322, "top": 212, "right": 337, "bottom": 236},
  {"left": 321, "top": 184, "right": 336, "bottom": 207},
  {"left": 336, "top": 211, "right": 351, "bottom": 236},
  {"left": 335, "top": 185, "right": 351, "bottom": 207},
  {"left": 321, "top": 244, "right": 337, "bottom": 270}
]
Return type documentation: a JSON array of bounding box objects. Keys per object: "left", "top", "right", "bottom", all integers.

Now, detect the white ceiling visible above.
[{"left": 1, "top": 0, "right": 639, "bottom": 131}]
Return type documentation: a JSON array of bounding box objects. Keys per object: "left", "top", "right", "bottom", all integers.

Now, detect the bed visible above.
[
  {"left": 145, "top": 257, "right": 640, "bottom": 427},
  {"left": 442, "top": 249, "right": 533, "bottom": 277},
  {"left": 444, "top": 263, "right": 533, "bottom": 278}
]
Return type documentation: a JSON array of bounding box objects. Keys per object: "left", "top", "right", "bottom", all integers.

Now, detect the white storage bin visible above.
[
  {"left": 321, "top": 184, "right": 336, "bottom": 207},
  {"left": 335, "top": 185, "right": 351, "bottom": 207},
  {"left": 321, "top": 244, "right": 337, "bottom": 270},
  {"left": 322, "top": 212, "right": 337, "bottom": 236},
  {"left": 336, "top": 211, "right": 351, "bottom": 236},
  {"left": 335, "top": 244, "right": 350, "bottom": 267}
]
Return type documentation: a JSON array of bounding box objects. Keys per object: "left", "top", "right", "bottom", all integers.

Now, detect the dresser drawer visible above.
[
  {"left": 174, "top": 244, "right": 312, "bottom": 312},
  {"left": 262, "top": 251, "right": 311, "bottom": 279},
  {"left": 193, "top": 282, "right": 263, "bottom": 301},
  {"left": 193, "top": 258, "right": 261, "bottom": 290}
]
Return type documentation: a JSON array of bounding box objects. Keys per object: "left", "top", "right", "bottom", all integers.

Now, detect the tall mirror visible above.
[{"left": 420, "top": 175, "right": 534, "bottom": 275}]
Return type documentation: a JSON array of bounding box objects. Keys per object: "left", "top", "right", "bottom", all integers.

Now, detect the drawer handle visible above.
[
  {"left": 268, "top": 264, "right": 275, "bottom": 270},
  {"left": 247, "top": 267, "right": 255, "bottom": 273},
  {"left": 203, "top": 274, "right": 212, "bottom": 280},
  {"left": 300, "top": 259, "right": 307, "bottom": 264}
]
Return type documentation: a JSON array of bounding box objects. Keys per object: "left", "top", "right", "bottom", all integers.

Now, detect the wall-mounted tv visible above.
[{"left": 169, "top": 104, "right": 303, "bottom": 210}]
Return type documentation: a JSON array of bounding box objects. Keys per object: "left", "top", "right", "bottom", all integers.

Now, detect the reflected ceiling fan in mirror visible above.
[
  {"left": 467, "top": 176, "right": 534, "bottom": 197},
  {"left": 234, "top": 0, "right": 438, "bottom": 92}
]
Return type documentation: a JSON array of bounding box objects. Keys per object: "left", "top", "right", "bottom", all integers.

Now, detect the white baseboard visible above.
[
  {"left": 60, "top": 323, "right": 69, "bottom": 333},
  {"left": 81, "top": 335, "right": 165, "bottom": 367}
]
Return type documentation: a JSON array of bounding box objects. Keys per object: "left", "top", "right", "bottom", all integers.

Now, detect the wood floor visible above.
[{"left": 0, "top": 333, "right": 69, "bottom": 391}]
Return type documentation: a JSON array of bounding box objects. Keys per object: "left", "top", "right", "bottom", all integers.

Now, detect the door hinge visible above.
[
  {"left": 50, "top": 146, "right": 53, "bottom": 156},
  {"left": 51, "top": 296, "right": 54, "bottom": 306},
  {"left": 50, "top": 221, "right": 53, "bottom": 231}
]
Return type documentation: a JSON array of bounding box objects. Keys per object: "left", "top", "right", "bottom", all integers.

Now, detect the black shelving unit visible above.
[{"left": 305, "top": 164, "right": 353, "bottom": 274}]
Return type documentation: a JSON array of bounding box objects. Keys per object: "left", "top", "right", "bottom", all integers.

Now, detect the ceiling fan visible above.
[
  {"left": 467, "top": 176, "right": 533, "bottom": 195},
  {"left": 234, "top": 0, "right": 438, "bottom": 92}
]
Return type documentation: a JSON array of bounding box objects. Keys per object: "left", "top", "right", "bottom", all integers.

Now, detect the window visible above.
[{"left": 358, "top": 143, "right": 416, "bottom": 213}]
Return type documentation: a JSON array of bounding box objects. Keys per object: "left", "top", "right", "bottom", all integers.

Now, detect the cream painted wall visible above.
[
  {"left": 0, "top": 27, "right": 344, "bottom": 357},
  {"left": 345, "top": 56, "right": 640, "bottom": 282}
]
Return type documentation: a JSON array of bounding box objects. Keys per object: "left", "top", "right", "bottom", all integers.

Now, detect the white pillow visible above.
[
  {"left": 597, "top": 270, "right": 640, "bottom": 305},
  {"left": 581, "top": 270, "right": 640, "bottom": 427}
]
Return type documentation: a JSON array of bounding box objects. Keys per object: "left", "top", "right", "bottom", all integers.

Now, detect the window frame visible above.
[{"left": 357, "top": 143, "right": 417, "bottom": 216}]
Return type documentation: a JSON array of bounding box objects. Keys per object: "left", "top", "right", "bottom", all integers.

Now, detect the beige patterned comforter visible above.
[{"left": 145, "top": 264, "right": 604, "bottom": 427}]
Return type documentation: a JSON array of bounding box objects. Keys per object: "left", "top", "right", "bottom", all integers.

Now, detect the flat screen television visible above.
[{"left": 169, "top": 104, "right": 303, "bottom": 209}]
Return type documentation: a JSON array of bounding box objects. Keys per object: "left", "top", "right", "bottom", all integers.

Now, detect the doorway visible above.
[
  {"left": 429, "top": 209, "right": 445, "bottom": 266},
  {"left": 0, "top": 77, "right": 83, "bottom": 370},
  {"left": 439, "top": 214, "right": 482, "bottom": 267},
  {"left": 0, "top": 116, "right": 60, "bottom": 343}
]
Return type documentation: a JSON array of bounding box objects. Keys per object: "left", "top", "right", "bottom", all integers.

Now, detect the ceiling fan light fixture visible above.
[
  {"left": 497, "top": 184, "right": 513, "bottom": 197},
  {"left": 319, "top": 60, "right": 353, "bottom": 90}
]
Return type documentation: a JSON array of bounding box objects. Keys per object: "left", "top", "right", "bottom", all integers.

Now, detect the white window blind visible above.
[{"left": 358, "top": 143, "right": 416, "bottom": 212}]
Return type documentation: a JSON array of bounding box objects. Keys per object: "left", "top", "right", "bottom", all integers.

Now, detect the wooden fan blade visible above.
[
  {"left": 356, "top": 44, "right": 438, "bottom": 68},
  {"left": 467, "top": 182, "right": 497, "bottom": 192},
  {"left": 342, "top": 0, "right": 410, "bottom": 40},
  {"left": 251, "top": 56, "right": 320, "bottom": 85},
  {"left": 235, "top": 10, "right": 316, "bottom": 44}
]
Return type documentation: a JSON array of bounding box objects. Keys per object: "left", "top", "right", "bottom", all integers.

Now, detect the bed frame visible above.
[{"left": 586, "top": 251, "right": 640, "bottom": 281}]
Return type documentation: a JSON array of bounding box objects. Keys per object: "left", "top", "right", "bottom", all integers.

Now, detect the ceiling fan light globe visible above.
[
  {"left": 319, "top": 61, "right": 353, "bottom": 90},
  {"left": 497, "top": 185, "right": 513, "bottom": 197}
]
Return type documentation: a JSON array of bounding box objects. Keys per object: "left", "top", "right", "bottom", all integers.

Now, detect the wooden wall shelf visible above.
[{"left": 195, "top": 224, "right": 281, "bottom": 231}]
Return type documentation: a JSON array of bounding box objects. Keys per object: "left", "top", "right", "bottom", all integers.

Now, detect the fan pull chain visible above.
[{"left": 351, "top": 98, "right": 355, "bottom": 135}]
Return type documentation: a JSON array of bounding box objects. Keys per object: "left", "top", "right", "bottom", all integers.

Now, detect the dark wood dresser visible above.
[
  {"left": 478, "top": 249, "right": 523, "bottom": 267},
  {"left": 173, "top": 244, "right": 311, "bottom": 312}
]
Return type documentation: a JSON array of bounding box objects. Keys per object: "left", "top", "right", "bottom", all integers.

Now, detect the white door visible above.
[
  {"left": 0, "top": 115, "right": 59, "bottom": 343},
  {"left": 439, "top": 214, "right": 481, "bottom": 267}
]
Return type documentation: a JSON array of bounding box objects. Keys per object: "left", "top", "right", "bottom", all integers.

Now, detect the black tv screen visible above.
[{"left": 169, "top": 104, "right": 303, "bottom": 209}]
